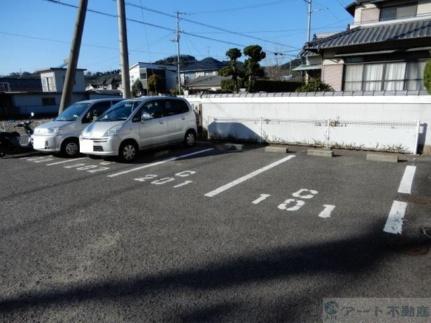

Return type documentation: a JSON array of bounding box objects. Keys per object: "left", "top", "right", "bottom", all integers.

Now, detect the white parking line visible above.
[
  {"left": 173, "top": 180, "right": 193, "bottom": 188},
  {"left": 398, "top": 165, "right": 416, "bottom": 194},
  {"left": 107, "top": 148, "right": 214, "bottom": 178},
  {"left": 46, "top": 157, "right": 86, "bottom": 166},
  {"left": 204, "top": 155, "right": 296, "bottom": 198},
  {"left": 383, "top": 200, "right": 407, "bottom": 235},
  {"left": 252, "top": 194, "right": 271, "bottom": 205}
]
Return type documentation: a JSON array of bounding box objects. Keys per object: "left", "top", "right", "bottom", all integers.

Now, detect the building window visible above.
[
  {"left": 42, "top": 97, "right": 56, "bottom": 106},
  {"left": 140, "top": 72, "right": 147, "bottom": 79},
  {"left": 406, "top": 61, "right": 427, "bottom": 90},
  {"left": 380, "top": 4, "right": 417, "bottom": 21},
  {"left": 46, "top": 77, "right": 55, "bottom": 92},
  {"left": 344, "top": 64, "right": 363, "bottom": 91},
  {"left": 363, "top": 63, "right": 384, "bottom": 91},
  {"left": 344, "top": 61, "right": 426, "bottom": 91},
  {"left": 384, "top": 62, "right": 406, "bottom": 91}
]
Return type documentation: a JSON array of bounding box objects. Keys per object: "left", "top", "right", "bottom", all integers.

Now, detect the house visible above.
[
  {"left": 299, "top": 0, "right": 431, "bottom": 92},
  {"left": 186, "top": 75, "right": 231, "bottom": 93},
  {"left": 39, "top": 67, "right": 86, "bottom": 92},
  {"left": 129, "top": 62, "right": 177, "bottom": 94},
  {"left": 180, "top": 57, "right": 227, "bottom": 86},
  {"left": 86, "top": 73, "right": 121, "bottom": 91}
]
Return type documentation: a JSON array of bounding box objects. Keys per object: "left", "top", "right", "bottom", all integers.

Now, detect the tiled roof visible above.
[
  {"left": 187, "top": 75, "right": 230, "bottom": 88},
  {"left": 305, "top": 19, "right": 431, "bottom": 50}
]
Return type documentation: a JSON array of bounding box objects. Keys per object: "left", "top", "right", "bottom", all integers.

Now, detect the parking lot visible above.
[{"left": 0, "top": 144, "right": 430, "bottom": 322}]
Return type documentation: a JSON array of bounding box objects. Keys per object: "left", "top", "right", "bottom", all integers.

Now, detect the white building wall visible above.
[
  {"left": 40, "top": 70, "right": 85, "bottom": 92},
  {"left": 186, "top": 95, "right": 431, "bottom": 154},
  {"left": 129, "top": 65, "right": 141, "bottom": 87},
  {"left": 418, "top": 0, "right": 431, "bottom": 15},
  {"left": 12, "top": 93, "right": 87, "bottom": 115},
  {"left": 40, "top": 72, "right": 56, "bottom": 92}
]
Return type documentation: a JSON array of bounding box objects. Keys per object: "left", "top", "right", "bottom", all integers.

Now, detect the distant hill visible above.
[{"left": 154, "top": 55, "right": 197, "bottom": 68}]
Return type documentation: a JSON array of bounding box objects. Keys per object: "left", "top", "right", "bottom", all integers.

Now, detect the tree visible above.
[
  {"left": 132, "top": 79, "right": 144, "bottom": 97},
  {"left": 243, "top": 45, "right": 266, "bottom": 92},
  {"left": 219, "top": 48, "right": 243, "bottom": 93},
  {"left": 425, "top": 60, "right": 431, "bottom": 94},
  {"left": 148, "top": 74, "right": 163, "bottom": 95}
]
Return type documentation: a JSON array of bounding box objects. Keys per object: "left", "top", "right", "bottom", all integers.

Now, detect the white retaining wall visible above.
[{"left": 185, "top": 94, "right": 431, "bottom": 154}]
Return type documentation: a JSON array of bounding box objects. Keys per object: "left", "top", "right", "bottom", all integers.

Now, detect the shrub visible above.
[
  {"left": 424, "top": 60, "right": 431, "bottom": 94},
  {"left": 221, "top": 79, "right": 238, "bottom": 93},
  {"left": 296, "top": 80, "right": 334, "bottom": 92}
]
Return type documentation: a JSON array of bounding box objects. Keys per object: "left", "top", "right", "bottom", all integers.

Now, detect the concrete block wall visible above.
[{"left": 186, "top": 94, "right": 431, "bottom": 154}]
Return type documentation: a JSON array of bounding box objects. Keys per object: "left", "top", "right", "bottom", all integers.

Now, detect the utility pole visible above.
[
  {"left": 305, "top": 0, "right": 313, "bottom": 42},
  {"left": 175, "top": 11, "right": 183, "bottom": 95},
  {"left": 59, "top": 0, "right": 88, "bottom": 114},
  {"left": 117, "top": 0, "right": 131, "bottom": 98}
]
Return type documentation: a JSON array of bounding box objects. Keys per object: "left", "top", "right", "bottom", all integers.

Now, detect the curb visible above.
[
  {"left": 366, "top": 152, "right": 399, "bottom": 163},
  {"left": 264, "top": 146, "right": 289, "bottom": 153},
  {"left": 307, "top": 148, "right": 334, "bottom": 158}
]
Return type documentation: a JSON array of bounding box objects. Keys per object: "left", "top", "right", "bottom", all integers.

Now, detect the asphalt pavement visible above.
[{"left": 0, "top": 144, "right": 430, "bottom": 322}]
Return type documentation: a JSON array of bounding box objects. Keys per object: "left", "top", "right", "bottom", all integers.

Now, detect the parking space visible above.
[{"left": 0, "top": 145, "right": 430, "bottom": 321}]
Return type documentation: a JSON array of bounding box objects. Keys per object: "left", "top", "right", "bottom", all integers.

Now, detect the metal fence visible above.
[{"left": 207, "top": 117, "right": 420, "bottom": 154}]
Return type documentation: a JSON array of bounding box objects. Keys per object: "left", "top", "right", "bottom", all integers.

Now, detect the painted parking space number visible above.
[
  {"left": 134, "top": 170, "right": 196, "bottom": 189},
  {"left": 252, "top": 188, "right": 335, "bottom": 219}
]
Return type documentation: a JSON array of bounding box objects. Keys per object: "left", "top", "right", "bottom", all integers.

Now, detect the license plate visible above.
[
  {"left": 33, "top": 136, "right": 46, "bottom": 149},
  {"left": 81, "top": 140, "right": 93, "bottom": 152}
]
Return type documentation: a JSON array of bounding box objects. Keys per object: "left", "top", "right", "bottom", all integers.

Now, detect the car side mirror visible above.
[{"left": 141, "top": 112, "right": 152, "bottom": 121}]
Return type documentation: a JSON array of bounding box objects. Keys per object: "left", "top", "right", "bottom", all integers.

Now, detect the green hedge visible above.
[{"left": 425, "top": 60, "right": 431, "bottom": 94}]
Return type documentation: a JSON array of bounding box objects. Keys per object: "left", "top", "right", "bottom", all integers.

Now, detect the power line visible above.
[
  {"left": 41, "top": 0, "right": 299, "bottom": 55},
  {"left": 123, "top": 1, "right": 299, "bottom": 50},
  {"left": 186, "top": 21, "right": 350, "bottom": 35},
  {"left": 187, "top": 0, "right": 286, "bottom": 15},
  {"left": 0, "top": 30, "right": 173, "bottom": 56}
]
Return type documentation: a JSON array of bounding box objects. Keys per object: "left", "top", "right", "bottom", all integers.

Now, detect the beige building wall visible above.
[
  {"left": 353, "top": 3, "right": 379, "bottom": 25},
  {"left": 322, "top": 60, "right": 344, "bottom": 91},
  {"left": 361, "top": 7, "right": 380, "bottom": 24}
]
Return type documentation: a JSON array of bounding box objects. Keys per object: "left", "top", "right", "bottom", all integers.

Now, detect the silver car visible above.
[
  {"left": 79, "top": 96, "right": 198, "bottom": 162},
  {"left": 32, "top": 98, "right": 122, "bottom": 157}
]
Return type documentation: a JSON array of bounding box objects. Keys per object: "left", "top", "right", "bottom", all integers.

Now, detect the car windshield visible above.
[
  {"left": 55, "top": 103, "right": 90, "bottom": 121},
  {"left": 97, "top": 100, "right": 141, "bottom": 122}
]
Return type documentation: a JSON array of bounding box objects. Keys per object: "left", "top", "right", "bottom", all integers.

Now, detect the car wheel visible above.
[
  {"left": 184, "top": 130, "right": 196, "bottom": 147},
  {"left": 61, "top": 139, "right": 80, "bottom": 157},
  {"left": 119, "top": 141, "right": 138, "bottom": 162}
]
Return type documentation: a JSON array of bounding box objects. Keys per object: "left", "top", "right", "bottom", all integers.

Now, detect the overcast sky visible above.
[{"left": 0, "top": 0, "right": 353, "bottom": 75}]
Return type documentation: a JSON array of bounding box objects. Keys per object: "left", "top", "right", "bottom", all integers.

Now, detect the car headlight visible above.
[
  {"left": 47, "top": 128, "right": 62, "bottom": 135},
  {"left": 103, "top": 125, "right": 122, "bottom": 137}
]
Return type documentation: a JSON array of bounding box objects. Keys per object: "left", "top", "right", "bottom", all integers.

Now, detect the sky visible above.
[{"left": 0, "top": 0, "right": 353, "bottom": 75}]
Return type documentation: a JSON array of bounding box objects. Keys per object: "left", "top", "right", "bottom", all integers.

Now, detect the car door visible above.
[
  {"left": 133, "top": 100, "right": 168, "bottom": 148},
  {"left": 163, "top": 99, "right": 189, "bottom": 142}
]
